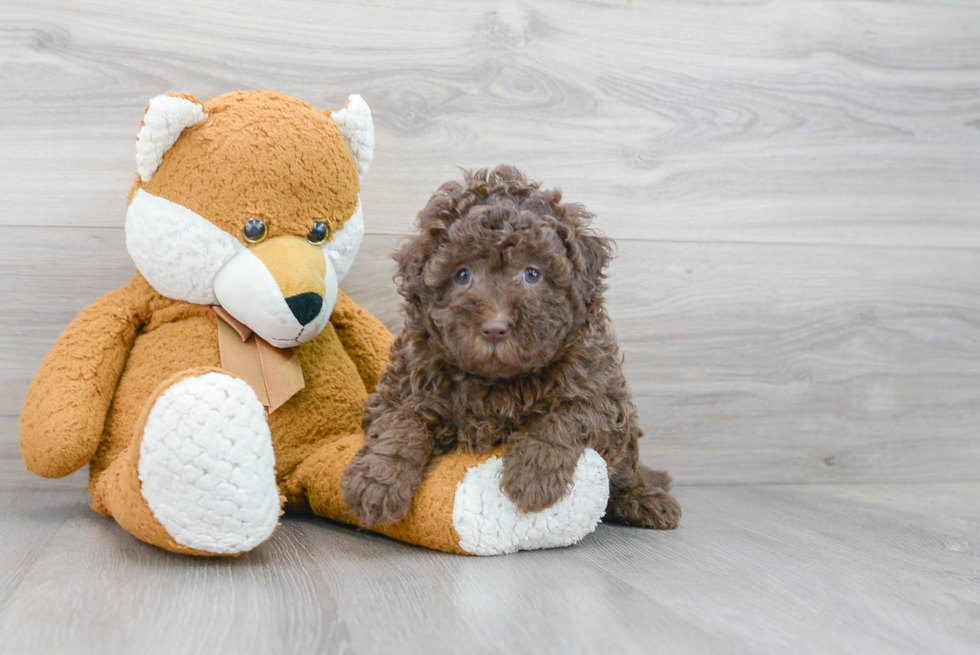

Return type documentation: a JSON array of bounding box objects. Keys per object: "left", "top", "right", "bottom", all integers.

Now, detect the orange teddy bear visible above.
[{"left": 19, "top": 90, "right": 610, "bottom": 556}]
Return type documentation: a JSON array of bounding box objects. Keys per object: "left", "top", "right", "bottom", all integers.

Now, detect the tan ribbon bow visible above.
[{"left": 213, "top": 307, "right": 305, "bottom": 413}]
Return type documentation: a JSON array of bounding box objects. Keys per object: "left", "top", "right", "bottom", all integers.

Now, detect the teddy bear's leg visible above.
[
  {"left": 96, "top": 368, "right": 282, "bottom": 556},
  {"left": 288, "top": 434, "right": 610, "bottom": 555}
]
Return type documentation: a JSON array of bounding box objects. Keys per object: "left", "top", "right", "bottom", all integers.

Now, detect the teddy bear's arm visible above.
[
  {"left": 329, "top": 290, "right": 394, "bottom": 394},
  {"left": 20, "top": 283, "right": 147, "bottom": 478}
]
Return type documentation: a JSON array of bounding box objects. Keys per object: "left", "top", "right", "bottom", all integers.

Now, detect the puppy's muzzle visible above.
[{"left": 481, "top": 318, "right": 511, "bottom": 343}]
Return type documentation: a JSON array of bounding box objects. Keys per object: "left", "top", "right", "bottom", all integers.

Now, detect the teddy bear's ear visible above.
[
  {"left": 135, "top": 94, "right": 207, "bottom": 182},
  {"left": 329, "top": 94, "right": 374, "bottom": 177}
]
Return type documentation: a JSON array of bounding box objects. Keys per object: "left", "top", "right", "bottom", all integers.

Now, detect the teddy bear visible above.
[{"left": 18, "top": 89, "right": 610, "bottom": 556}]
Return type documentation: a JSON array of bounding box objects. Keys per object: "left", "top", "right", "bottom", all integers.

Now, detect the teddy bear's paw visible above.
[
  {"left": 451, "top": 448, "right": 609, "bottom": 556},
  {"left": 138, "top": 372, "right": 281, "bottom": 554}
]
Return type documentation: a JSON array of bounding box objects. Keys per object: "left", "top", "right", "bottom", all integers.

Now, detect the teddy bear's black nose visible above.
[{"left": 285, "top": 292, "right": 323, "bottom": 326}]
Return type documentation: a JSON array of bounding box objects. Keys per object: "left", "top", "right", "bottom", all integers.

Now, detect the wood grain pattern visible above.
[
  {"left": 0, "top": 460, "right": 976, "bottom": 655},
  {"left": 3, "top": 227, "right": 978, "bottom": 483},
  {"left": 1, "top": 0, "right": 979, "bottom": 247},
  {"left": 1, "top": 4, "right": 980, "bottom": 649}
]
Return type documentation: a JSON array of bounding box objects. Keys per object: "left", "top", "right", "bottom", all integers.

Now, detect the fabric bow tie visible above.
[{"left": 213, "top": 306, "right": 305, "bottom": 413}]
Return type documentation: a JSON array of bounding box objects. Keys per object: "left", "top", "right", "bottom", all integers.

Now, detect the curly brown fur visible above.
[{"left": 342, "top": 166, "right": 680, "bottom": 530}]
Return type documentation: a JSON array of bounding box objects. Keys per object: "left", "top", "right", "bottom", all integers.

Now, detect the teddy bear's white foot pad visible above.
[
  {"left": 452, "top": 448, "right": 609, "bottom": 556},
  {"left": 138, "top": 372, "right": 280, "bottom": 554}
]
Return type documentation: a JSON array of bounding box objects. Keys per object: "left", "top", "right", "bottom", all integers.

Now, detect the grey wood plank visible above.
[
  {"left": 612, "top": 239, "right": 980, "bottom": 484},
  {"left": 1, "top": 0, "right": 978, "bottom": 248},
  {"left": 0, "top": 475, "right": 726, "bottom": 654},
  {"left": 0, "top": 454, "right": 88, "bottom": 490},
  {"left": 0, "top": 464, "right": 976, "bottom": 655},
  {"left": 0, "top": 486, "right": 78, "bottom": 611},
  {"left": 3, "top": 227, "right": 978, "bottom": 484},
  {"left": 581, "top": 483, "right": 980, "bottom": 655}
]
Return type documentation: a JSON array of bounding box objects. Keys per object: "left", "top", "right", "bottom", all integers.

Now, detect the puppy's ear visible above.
[
  {"left": 570, "top": 228, "right": 615, "bottom": 304},
  {"left": 392, "top": 235, "right": 426, "bottom": 305},
  {"left": 393, "top": 181, "right": 463, "bottom": 306},
  {"left": 575, "top": 230, "right": 614, "bottom": 282},
  {"left": 557, "top": 202, "right": 614, "bottom": 306}
]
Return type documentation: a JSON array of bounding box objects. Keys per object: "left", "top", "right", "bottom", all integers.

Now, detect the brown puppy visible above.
[{"left": 342, "top": 166, "right": 681, "bottom": 531}]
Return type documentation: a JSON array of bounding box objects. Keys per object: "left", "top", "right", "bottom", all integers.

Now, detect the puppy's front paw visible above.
[
  {"left": 341, "top": 450, "right": 419, "bottom": 528},
  {"left": 501, "top": 444, "right": 580, "bottom": 513}
]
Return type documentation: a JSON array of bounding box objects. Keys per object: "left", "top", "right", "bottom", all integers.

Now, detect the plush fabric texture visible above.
[
  {"left": 323, "top": 198, "right": 364, "bottom": 281},
  {"left": 131, "top": 91, "right": 360, "bottom": 240},
  {"left": 136, "top": 370, "right": 281, "bottom": 554},
  {"left": 452, "top": 449, "right": 609, "bottom": 556},
  {"left": 20, "top": 90, "right": 608, "bottom": 557},
  {"left": 327, "top": 94, "right": 374, "bottom": 177},
  {"left": 135, "top": 95, "right": 207, "bottom": 182},
  {"left": 211, "top": 237, "right": 338, "bottom": 347},
  {"left": 126, "top": 188, "right": 244, "bottom": 305},
  {"left": 20, "top": 283, "right": 145, "bottom": 479}
]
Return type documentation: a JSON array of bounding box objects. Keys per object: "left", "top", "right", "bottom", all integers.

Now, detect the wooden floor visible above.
[
  {"left": 2, "top": 0, "right": 979, "bottom": 653},
  {"left": 1, "top": 462, "right": 977, "bottom": 655}
]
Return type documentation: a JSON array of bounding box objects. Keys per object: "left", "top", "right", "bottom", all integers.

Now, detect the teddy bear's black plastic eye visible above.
[
  {"left": 523, "top": 267, "right": 542, "bottom": 284},
  {"left": 307, "top": 222, "right": 328, "bottom": 245},
  {"left": 242, "top": 218, "right": 267, "bottom": 244},
  {"left": 454, "top": 268, "right": 471, "bottom": 285}
]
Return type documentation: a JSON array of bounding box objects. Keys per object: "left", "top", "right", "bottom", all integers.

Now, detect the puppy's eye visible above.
[
  {"left": 454, "top": 268, "right": 471, "bottom": 285},
  {"left": 307, "top": 222, "right": 328, "bottom": 245},
  {"left": 522, "top": 267, "right": 542, "bottom": 284},
  {"left": 242, "top": 218, "right": 267, "bottom": 244}
]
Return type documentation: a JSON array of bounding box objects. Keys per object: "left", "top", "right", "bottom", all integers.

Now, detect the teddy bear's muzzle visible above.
[{"left": 213, "top": 236, "right": 339, "bottom": 347}]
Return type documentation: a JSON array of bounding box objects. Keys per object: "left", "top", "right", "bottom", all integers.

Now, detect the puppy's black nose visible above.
[
  {"left": 285, "top": 292, "right": 323, "bottom": 326},
  {"left": 481, "top": 318, "right": 511, "bottom": 342}
]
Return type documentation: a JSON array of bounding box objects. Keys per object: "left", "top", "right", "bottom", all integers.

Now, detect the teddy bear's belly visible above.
[
  {"left": 92, "top": 316, "right": 369, "bottom": 489},
  {"left": 269, "top": 322, "right": 369, "bottom": 479}
]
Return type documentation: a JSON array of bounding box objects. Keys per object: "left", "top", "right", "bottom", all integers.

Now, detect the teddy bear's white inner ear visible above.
[
  {"left": 329, "top": 94, "right": 374, "bottom": 177},
  {"left": 136, "top": 96, "right": 208, "bottom": 182}
]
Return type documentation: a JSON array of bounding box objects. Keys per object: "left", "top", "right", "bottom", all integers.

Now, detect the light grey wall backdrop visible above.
[{"left": 2, "top": 0, "right": 978, "bottom": 485}]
